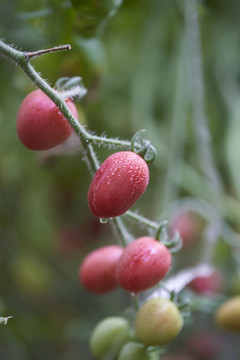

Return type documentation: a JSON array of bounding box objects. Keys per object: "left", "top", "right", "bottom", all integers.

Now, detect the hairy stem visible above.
[
  {"left": 25, "top": 44, "right": 71, "bottom": 60},
  {"left": 0, "top": 40, "right": 131, "bottom": 148},
  {"left": 0, "top": 39, "right": 159, "bottom": 246}
]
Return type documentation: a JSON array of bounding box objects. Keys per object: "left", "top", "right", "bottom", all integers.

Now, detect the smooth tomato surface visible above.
[
  {"left": 135, "top": 297, "right": 183, "bottom": 346},
  {"left": 170, "top": 212, "right": 200, "bottom": 248},
  {"left": 17, "top": 89, "right": 78, "bottom": 150},
  {"left": 115, "top": 236, "right": 172, "bottom": 293},
  {"left": 215, "top": 296, "right": 240, "bottom": 332},
  {"left": 117, "top": 341, "right": 158, "bottom": 360},
  {"left": 88, "top": 151, "right": 149, "bottom": 218},
  {"left": 79, "top": 245, "right": 123, "bottom": 294},
  {"left": 189, "top": 269, "right": 224, "bottom": 294},
  {"left": 90, "top": 317, "right": 133, "bottom": 360}
]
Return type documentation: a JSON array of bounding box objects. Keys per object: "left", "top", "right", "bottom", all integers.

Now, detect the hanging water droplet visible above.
[{"left": 99, "top": 218, "right": 108, "bottom": 224}]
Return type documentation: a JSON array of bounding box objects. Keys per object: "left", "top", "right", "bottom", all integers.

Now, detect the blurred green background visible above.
[{"left": 1, "top": 0, "right": 240, "bottom": 359}]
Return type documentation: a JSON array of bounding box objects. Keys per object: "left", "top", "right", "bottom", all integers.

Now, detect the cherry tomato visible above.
[
  {"left": 170, "top": 212, "right": 200, "bottom": 248},
  {"left": 79, "top": 245, "right": 123, "bottom": 294},
  {"left": 117, "top": 342, "right": 158, "bottom": 360},
  {"left": 189, "top": 269, "right": 224, "bottom": 294},
  {"left": 116, "top": 237, "right": 172, "bottom": 293},
  {"left": 215, "top": 296, "right": 240, "bottom": 332},
  {"left": 17, "top": 89, "right": 78, "bottom": 150},
  {"left": 88, "top": 151, "right": 149, "bottom": 218},
  {"left": 135, "top": 297, "right": 183, "bottom": 346},
  {"left": 90, "top": 317, "right": 133, "bottom": 360}
]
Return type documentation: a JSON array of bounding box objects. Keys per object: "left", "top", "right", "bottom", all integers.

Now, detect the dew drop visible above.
[{"left": 99, "top": 218, "right": 108, "bottom": 224}]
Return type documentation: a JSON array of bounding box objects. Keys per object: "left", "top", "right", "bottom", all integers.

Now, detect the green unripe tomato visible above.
[
  {"left": 135, "top": 298, "right": 183, "bottom": 346},
  {"left": 215, "top": 295, "right": 240, "bottom": 332},
  {"left": 90, "top": 317, "right": 133, "bottom": 360},
  {"left": 117, "top": 342, "right": 158, "bottom": 360}
]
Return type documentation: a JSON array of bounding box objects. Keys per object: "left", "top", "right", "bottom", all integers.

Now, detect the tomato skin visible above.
[
  {"left": 135, "top": 297, "right": 183, "bottom": 346},
  {"left": 79, "top": 245, "right": 123, "bottom": 294},
  {"left": 88, "top": 151, "right": 149, "bottom": 218},
  {"left": 117, "top": 342, "right": 158, "bottom": 360},
  {"left": 115, "top": 237, "right": 172, "bottom": 293},
  {"left": 215, "top": 296, "right": 240, "bottom": 332},
  {"left": 170, "top": 212, "right": 200, "bottom": 248},
  {"left": 90, "top": 317, "right": 133, "bottom": 360},
  {"left": 189, "top": 269, "right": 224, "bottom": 294},
  {"left": 17, "top": 89, "right": 78, "bottom": 150}
]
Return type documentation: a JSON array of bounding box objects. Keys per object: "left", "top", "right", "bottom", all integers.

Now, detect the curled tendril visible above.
[
  {"left": 55, "top": 76, "right": 84, "bottom": 90},
  {"left": 155, "top": 220, "right": 168, "bottom": 240},
  {"left": 130, "top": 130, "right": 157, "bottom": 163},
  {"left": 55, "top": 76, "right": 87, "bottom": 100},
  {"left": 155, "top": 221, "right": 183, "bottom": 254}
]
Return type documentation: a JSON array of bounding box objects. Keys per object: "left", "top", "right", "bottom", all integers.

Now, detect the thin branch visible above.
[
  {"left": 0, "top": 40, "right": 134, "bottom": 149},
  {"left": 0, "top": 39, "right": 160, "bottom": 247},
  {"left": 125, "top": 210, "right": 159, "bottom": 230},
  {"left": 25, "top": 44, "right": 71, "bottom": 60}
]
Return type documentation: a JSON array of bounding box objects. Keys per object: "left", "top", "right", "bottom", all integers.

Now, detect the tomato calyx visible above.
[
  {"left": 155, "top": 221, "right": 183, "bottom": 254},
  {"left": 175, "top": 297, "right": 192, "bottom": 318},
  {"left": 130, "top": 130, "right": 157, "bottom": 163}
]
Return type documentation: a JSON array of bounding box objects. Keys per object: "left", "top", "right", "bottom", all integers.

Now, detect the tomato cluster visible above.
[
  {"left": 89, "top": 298, "right": 183, "bottom": 360},
  {"left": 79, "top": 237, "right": 172, "bottom": 295},
  {"left": 17, "top": 90, "right": 183, "bottom": 359},
  {"left": 77, "top": 139, "right": 183, "bottom": 358},
  {"left": 78, "top": 236, "right": 180, "bottom": 358}
]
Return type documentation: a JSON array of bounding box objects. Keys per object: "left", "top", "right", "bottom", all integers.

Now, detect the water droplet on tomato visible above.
[{"left": 99, "top": 218, "right": 108, "bottom": 224}]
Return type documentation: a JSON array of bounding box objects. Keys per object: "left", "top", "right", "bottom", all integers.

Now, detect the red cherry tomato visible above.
[
  {"left": 115, "top": 236, "right": 172, "bottom": 293},
  {"left": 17, "top": 89, "right": 78, "bottom": 150},
  {"left": 170, "top": 212, "right": 200, "bottom": 248},
  {"left": 189, "top": 269, "right": 224, "bottom": 294},
  {"left": 79, "top": 245, "right": 123, "bottom": 294},
  {"left": 88, "top": 151, "right": 149, "bottom": 218}
]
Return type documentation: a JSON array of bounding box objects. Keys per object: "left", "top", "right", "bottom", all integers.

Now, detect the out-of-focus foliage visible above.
[{"left": 1, "top": 0, "right": 240, "bottom": 359}]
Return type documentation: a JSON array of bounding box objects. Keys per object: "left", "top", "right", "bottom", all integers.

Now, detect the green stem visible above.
[
  {"left": 0, "top": 39, "right": 158, "bottom": 246},
  {"left": 25, "top": 61, "right": 90, "bottom": 140},
  {"left": 0, "top": 40, "right": 131, "bottom": 149},
  {"left": 113, "top": 217, "right": 134, "bottom": 246},
  {"left": 125, "top": 210, "right": 159, "bottom": 230},
  {"left": 131, "top": 293, "right": 140, "bottom": 311}
]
